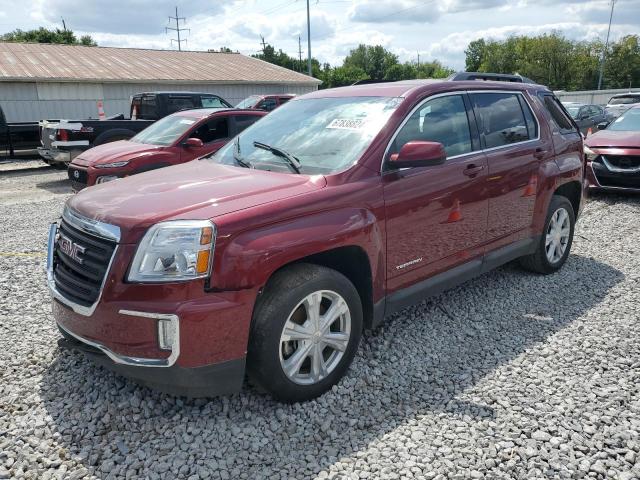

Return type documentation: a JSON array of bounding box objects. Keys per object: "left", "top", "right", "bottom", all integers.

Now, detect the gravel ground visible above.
[{"left": 0, "top": 163, "right": 639, "bottom": 480}]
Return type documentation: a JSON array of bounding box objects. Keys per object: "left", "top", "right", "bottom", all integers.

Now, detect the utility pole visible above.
[
  {"left": 166, "top": 6, "right": 189, "bottom": 51},
  {"left": 61, "top": 17, "right": 67, "bottom": 31},
  {"left": 417, "top": 52, "right": 420, "bottom": 67},
  {"left": 597, "top": 0, "right": 616, "bottom": 90},
  {"left": 306, "top": 0, "right": 312, "bottom": 76},
  {"left": 260, "top": 35, "right": 267, "bottom": 55},
  {"left": 298, "top": 36, "right": 303, "bottom": 72}
]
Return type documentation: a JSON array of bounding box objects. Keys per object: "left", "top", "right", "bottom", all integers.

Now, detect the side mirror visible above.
[
  {"left": 597, "top": 122, "right": 609, "bottom": 131},
  {"left": 389, "top": 141, "right": 447, "bottom": 168},
  {"left": 183, "top": 137, "right": 204, "bottom": 148}
]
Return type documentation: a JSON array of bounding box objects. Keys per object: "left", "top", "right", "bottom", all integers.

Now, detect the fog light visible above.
[
  {"left": 96, "top": 175, "right": 118, "bottom": 184},
  {"left": 158, "top": 319, "right": 176, "bottom": 351}
]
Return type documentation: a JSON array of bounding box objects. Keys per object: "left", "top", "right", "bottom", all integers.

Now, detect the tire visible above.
[
  {"left": 247, "top": 263, "right": 363, "bottom": 403},
  {"left": 519, "top": 195, "right": 575, "bottom": 274},
  {"left": 93, "top": 128, "right": 136, "bottom": 146}
]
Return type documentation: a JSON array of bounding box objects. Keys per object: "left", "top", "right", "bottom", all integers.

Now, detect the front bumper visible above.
[
  {"left": 58, "top": 329, "right": 245, "bottom": 397},
  {"left": 586, "top": 161, "right": 640, "bottom": 192},
  {"left": 47, "top": 218, "right": 255, "bottom": 397}
]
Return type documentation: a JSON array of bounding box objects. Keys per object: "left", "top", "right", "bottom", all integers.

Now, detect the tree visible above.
[
  {"left": 465, "top": 39, "right": 486, "bottom": 71},
  {"left": 1, "top": 27, "right": 97, "bottom": 46},
  {"left": 604, "top": 35, "right": 640, "bottom": 89},
  {"left": 463, "top": 33, "right": 640, "bottom": 90},
  {"left": 343, "top": 44, "right": 399, "bottom": 81}
]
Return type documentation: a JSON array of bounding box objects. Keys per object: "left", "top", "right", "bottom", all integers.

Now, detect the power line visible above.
[{"left": 166, "top": 6, "right": 190, "bottom": 51}]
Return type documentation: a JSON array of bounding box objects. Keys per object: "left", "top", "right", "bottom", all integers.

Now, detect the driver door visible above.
[
  {"left": 180, "top": 117, "right": 230, "bottom": 163},
  {"left": 383, "top": 93, "right": 489, "bottom": 293}
]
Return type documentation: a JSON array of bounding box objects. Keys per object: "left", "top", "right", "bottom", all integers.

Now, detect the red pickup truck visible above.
[
  {"left": 48, "top": 77, "right": 585, "bottom": 402},
  {"left": 67, "top": 108, "right": 266, "bottom": 191}
]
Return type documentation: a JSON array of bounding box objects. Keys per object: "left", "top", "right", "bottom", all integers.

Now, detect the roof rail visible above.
[{"left": 449, "top": 72, "right": 536, "bottom": 84}]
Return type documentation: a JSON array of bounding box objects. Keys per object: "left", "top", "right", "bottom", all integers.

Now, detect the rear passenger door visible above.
[
  {"left": 383, "top": 92, "right": 489, "bottom": 291},
  {"left": 469, "top": 91, "right": 546, "bottom": 248},
  {"left": 230, "top": 114, "right": 263, "bottom": 137}
]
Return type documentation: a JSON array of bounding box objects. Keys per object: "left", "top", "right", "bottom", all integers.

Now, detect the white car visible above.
[{"left": 605, "top": 93, "right": 640, "bottom": 119}]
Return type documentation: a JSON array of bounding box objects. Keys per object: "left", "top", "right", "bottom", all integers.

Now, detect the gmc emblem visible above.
[{"left": 58, "top": 234, "right": 85, "bottom": 264}]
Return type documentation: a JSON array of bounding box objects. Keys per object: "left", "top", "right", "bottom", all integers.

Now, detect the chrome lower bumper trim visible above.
[{"left": 58, "top": 312, "right": 180, "bottom": 368}]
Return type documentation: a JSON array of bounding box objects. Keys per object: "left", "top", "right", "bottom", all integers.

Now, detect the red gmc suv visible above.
[{"left": 48, "top": 77, "right": 586, "bottom": 402}]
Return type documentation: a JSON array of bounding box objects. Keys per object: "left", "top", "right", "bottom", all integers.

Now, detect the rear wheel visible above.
[
  {"left": 247, "top": 264, "right": 362, "bottom": 402},
  {"left": 520, "top": 195, "right": 575, "bottom": 274}
]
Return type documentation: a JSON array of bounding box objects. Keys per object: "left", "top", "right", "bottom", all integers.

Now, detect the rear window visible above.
[
  {"left": 235, "top": 95, "right": 261, "bottom": 109},
  {"left": 608, "top": 95, "right": 640, "bottom": 106},
  {"left": 167, "top": 96, "right": 196, "bottom": 114},
  {"left": 470, "top": 92, "right": 537, "bottom": 148},
  {"left": 138, "top": 95, "right": 157, "bottom": 120}
]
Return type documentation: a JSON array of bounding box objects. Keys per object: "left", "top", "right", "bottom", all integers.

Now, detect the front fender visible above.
[{"left": 212, "top": 207, "right": 385, "bottom": 298}]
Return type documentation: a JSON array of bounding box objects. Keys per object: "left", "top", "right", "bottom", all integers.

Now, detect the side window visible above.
[
  {"left": 279, "top": 97, "right": 291, "bottom": 105},
  {"left": 470, "top": 92, "right": 533, "bottom": 148},
  {"left": 233, "top": 114, "right": 262, "bottom": 134},
  {"left": 518, "top": 96, "right": 538, "bottom": 139},
  {"left": 167, "top": 96, "right": 196, "bottom": 114},
  {"left": 259, "top": 98, "right": 277, "bottom": 111},
  {"left": 190, "top": 118, "right": 229, "bottom": 143},
  {"left": 201, "top": 96, "right": 226, "bottom": 108},
  {"left": 540, "top": 94, "right": 576, "bottom": 133},
  {"left": 390, "top": 94, "right": 473, "bottom": 158}
]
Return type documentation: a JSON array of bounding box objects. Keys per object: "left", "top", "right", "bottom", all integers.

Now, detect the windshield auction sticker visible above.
[{"left": 326, "top": 118, "right": 365, "bottom": 130}]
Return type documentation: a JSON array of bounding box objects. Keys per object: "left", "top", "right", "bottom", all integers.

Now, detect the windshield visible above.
[
  {"left": 131, "top": 114, "right": 197, "bottom": 146},
  {"left": 565, "top": 106, "right": 580, "bottom": 118},
  {"left": 606, "top": 108, "right": 640, "bottom": 131},
  {"left": 207, "top": 96, "right": 402, "bottom": 175},
  {"left": 608, "top": 95, "right": 640, "bottom": 106},
  {"left": 236, "top": 95, "right": 261, "bottom": 109}
]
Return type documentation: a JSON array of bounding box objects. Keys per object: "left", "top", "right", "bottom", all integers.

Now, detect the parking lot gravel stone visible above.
[{"left": 0, "top": 165, "right": 639, "bottom": 479}]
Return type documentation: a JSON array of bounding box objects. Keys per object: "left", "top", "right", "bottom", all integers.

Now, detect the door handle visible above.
[
  {"left": 463, "top": 164, "right": 485, "bottom": 177},
  {"left": 534, "top": 147, "right": 549, "bottom": 159}
]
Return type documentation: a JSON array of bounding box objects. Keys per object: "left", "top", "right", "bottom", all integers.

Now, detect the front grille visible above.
[
  {"left": 602, "top": 155, "right": 640, "bottom": 171},
  {"left": 71, "top": 180, "right": 87, "bottom": 192},
  {"left": 594, "top": 172, "right": 640, "bottom": 189},
  {"left": 68, "top": 167, "right": 88, "bottom": 186},
  {"left": 53, "top": 219, "right": 117, "bottom": 307}
]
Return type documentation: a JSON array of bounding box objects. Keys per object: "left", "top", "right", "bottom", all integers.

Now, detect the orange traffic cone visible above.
[
  {"left": 446, "top": 199, "right": 463, "bottom": 223},
  {"left": 97, "top": 100, "right": 106, "bottom": 121},
  {"left": 522, "top": 174, "right": 538, "bottom": 197},
  {"left": 586, "top": 127, "right": 592, "bottom": 137}
]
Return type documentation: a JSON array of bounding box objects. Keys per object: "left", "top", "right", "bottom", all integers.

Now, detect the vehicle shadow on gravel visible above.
[
  {"left": 39, "top": 253, "right": 623, "bottom": 479},
  {"left": 35, "top": 177, "right": 72, "bottom": 194}
]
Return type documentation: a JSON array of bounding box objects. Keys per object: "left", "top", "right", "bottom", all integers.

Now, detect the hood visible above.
[
  {"left": 67, "top": 160, "right": 326, "bottom": 243},
  {"left": 71, "top": 140, "right": 163, "bottom": 167},
  {"left": 585, "top": 130, "right": 640, "bottom": 149}
]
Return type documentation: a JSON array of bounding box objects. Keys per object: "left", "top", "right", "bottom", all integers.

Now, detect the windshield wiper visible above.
[
  {"left": 253, "top": 141, "right": 301, "bottom": 174},
  {"left": 233, "top": 136, "right": 252, "bottom": 168}
]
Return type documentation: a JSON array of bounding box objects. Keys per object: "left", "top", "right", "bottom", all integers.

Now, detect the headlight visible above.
[
  {"left": 96, "top": 175, "right": 118, "bottom": 184},
  {"left": 128, "top": 220, "right": 216, "bottom": 283},
  {"left": 584, "top": 145, "right": 599, "bottom": 162},
  {"left": 95, "top": 160, "right": 130, "bottom": 169}
]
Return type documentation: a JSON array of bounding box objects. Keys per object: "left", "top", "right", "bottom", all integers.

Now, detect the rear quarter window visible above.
[{"left": 539, "top": 94, "right": 576, "bottom": 133}]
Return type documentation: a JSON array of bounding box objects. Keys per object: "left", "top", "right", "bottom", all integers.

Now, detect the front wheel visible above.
[
  {"left": 247, "top": 264, "right": 363, "bottom": 403},
  {"left": 520, "top": 195, "right": 575, "bottom": 274}
]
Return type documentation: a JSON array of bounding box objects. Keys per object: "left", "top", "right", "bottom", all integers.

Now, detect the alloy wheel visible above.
[
  {"left": 279, "top": 290, "right": 351, "bottom": 385},
  {"left": 545, "top": 207, "right": 571, "bottom": 264}
]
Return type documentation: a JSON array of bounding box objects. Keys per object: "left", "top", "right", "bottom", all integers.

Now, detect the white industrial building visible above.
[{"left": 0, "top": 42, "right": 321, "bottom": 122}]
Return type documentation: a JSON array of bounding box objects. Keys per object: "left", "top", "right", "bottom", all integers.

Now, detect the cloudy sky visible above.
[{"left": 0, "top": 0, "right": 637, "bottom": 70}]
